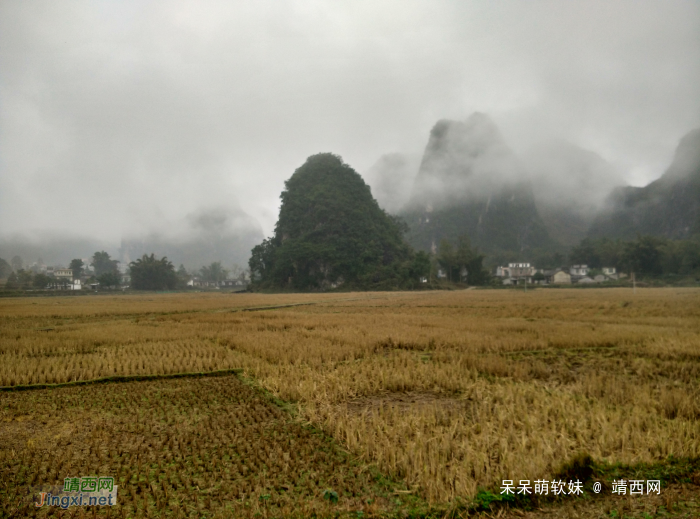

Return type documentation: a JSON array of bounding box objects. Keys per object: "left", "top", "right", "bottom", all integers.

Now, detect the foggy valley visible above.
[
  {"left": 1, "top": 3, "right": 700, "bottom": 518},
  {"left": 1, "top": 1, "right": 698, "bottom": 281}
]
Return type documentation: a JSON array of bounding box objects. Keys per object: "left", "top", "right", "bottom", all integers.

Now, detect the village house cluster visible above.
[
  {"left": 494, "top": 263, "right": 625, "bottom": 285},
  {"left": 4, "top": 255, "right": 254, "bottom": 291},
  {"left": 25, "top": 260, "right": 130, "bottom": 290},
  {"left": 186, "top": 277, "right": 248, "bottom": 288}
]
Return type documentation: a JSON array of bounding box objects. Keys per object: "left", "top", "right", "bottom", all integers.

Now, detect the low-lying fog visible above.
[{"left": 1, "top": 1, "right": 698, "bottom": 267}]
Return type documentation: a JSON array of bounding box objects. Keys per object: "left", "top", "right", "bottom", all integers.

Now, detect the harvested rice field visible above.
[
  {"left": 2, "top": 288, "right": 700, "bottom": 517},
  {"left": 1, "top": 374, "right": 412, "bottom": 518}
]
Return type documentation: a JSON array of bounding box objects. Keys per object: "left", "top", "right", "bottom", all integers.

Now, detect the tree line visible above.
[
  {"left": 2, "top": 251, "right": 123, "bottom": 290},
  {"left": 1, "top": 252, "right": 248, "bottom": 291},
  {"left": 569, "top": 235, "right": 700, "bottom": 279}
]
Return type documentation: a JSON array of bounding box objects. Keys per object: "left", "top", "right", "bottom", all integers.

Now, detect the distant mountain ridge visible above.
[
  {"left": 407, "top": 113, "right": 523, "bottom": 210},
  {"left": 401, "top": 113, "right": 555, "bottom": 261},
  {"left": 366, "top": 117, "right": 698, "bottom": 264},
  {"left": 522, "top": 139, "right": 626, "bottom": 247},
  {"left": 589, "top": 128, "right": 700, "bottom": 240}
]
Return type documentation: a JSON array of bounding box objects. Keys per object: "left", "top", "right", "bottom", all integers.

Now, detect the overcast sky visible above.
[{"left": 2, "top": 0, "right": 699, "bottom": 242}]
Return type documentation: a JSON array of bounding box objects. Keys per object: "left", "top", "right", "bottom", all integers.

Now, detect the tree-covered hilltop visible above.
[{"left": 249, "top": 153, "right": 430, "bottom": 290}]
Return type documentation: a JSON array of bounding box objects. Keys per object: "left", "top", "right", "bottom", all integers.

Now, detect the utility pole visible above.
[{"left": 632, "top": 272, "right": 636, "bottom": 294}]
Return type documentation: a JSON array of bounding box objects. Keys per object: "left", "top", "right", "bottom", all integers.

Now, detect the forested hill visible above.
[
  {"left": 589, "top": 128, "right": 700, "bottom": 240},
  {"left": 249, "top": 153, "right": 428, "bottom": 290}
]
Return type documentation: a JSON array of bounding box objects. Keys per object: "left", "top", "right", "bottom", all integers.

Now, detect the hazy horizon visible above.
[{"left": 2, "top": 1, "right": 699, "bottom": 263}]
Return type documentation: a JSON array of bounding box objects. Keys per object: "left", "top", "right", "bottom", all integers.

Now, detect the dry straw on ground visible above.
[
  {"left": 2, "top": 375, "right": 404, "bottom": 518},
  {"left": 2, "top": 288, "right": 699, "bottom": 503}
]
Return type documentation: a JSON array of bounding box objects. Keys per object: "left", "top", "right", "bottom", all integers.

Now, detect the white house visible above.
[
  {"left": 496, "top": 263, "right": 535, "bottom": 279},
  {"left": 510, "top": 263, "right": 535, "bottom": 284},
  {"left": 54, "top": 268, "right": 73, "bottom": 280},
  {"left": 509, "top": 263, "right": 534, "bottom": 276},
  {"left": 570, "top": 265, "right": 589, "bottom": 276},
  {"left": 187, "top": 277, "right": 203, "bottom": 287}
]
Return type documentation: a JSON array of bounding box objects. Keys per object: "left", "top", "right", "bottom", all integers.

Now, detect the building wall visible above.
[{"left": 553, "top": 271, "right": 571, "bottom": 284}]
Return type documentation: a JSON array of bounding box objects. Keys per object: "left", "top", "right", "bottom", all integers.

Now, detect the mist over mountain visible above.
[
  {"left": 589, "top": 128, "right": 700, "bottom": 240},
  {"left": 407, "top": 113, "right": 526, "bottom": 210},
  {"left": 2, "top": 1, "right": 698, "bottom": 276},
  {"left": 0, "top": 206, "right": 265, "bottom": 273},
  {"left": 522, "top": 140, "right": 626, "bottom": 246},
  {"left": 401, "top": 113, "right": 554, "bottom": 261},
  {"left": 0, "top": 233, "right": 117, "bottom": 269},
  {"left": 120, "top": 206, "right": 263, "bottom": 270},
  {"left": 363, "top": 153, "right": 421, "bottom": 214},
  {"left": 368, "top": 114, "right": 700, "bottom": 267}
]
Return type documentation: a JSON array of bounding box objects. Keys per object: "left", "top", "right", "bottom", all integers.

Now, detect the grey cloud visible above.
[
  {"left": 1, "top": 0, "right": 698, "bottom": 262},
  {"left": 522, "top": 140, "right": 626, "bottom": 211},
  {"left": 406, "top": 114, "right": 527, "bottom": 212},
  {"left": 120, "top": 206, "right": 263, "bottom": 270},
  {"left": 363, "top": 153, "right": 421, "bottom": 214}
]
